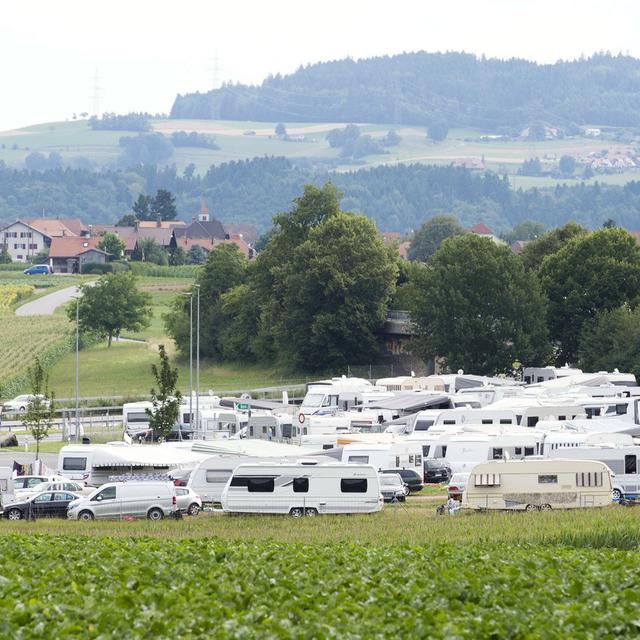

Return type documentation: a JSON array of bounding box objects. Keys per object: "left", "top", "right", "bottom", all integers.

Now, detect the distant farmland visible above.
[{"left": 0, "top": 119, "right": 638, "bottom": 190}]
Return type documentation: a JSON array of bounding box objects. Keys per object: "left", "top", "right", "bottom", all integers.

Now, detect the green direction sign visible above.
[{"left": 236, "top": 403, "right": 250, "bottom": 410}]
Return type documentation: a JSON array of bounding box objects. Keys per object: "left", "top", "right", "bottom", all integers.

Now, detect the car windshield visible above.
[
  {"left": 301, "top": 393, "right": 325, "bottom": 408},
  {"left": 380, "top": 476, "right": 399, "bottom": 485},
  {"left": 427, "top": 461, "right": 445, "bottom": 469}
]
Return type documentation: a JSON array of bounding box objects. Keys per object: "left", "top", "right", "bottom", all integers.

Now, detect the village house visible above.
[
  {"left": 0, "top": 220, "right": 51, "bottom": 262},
  {"left": 48, "top": 236, "right": 110, "bottom": 273}
]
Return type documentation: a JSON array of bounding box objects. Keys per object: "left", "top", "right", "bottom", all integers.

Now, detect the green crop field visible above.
[
  {"left": 2, "top": 507, "right": 640, "bottom": 637},
  {"left": 2, "top": 118, "right": 637, "bottom": 187}
]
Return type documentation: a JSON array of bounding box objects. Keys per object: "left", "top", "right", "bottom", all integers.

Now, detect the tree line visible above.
[
  {"left": 4, "top": 158, "right": 640, "bottom": 233},
  {"left": 170, "top": 51, "right": 640, "bottom": 129}
]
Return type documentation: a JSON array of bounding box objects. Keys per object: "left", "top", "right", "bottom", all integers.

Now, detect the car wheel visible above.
[
  {"left": 187, "top": 503, "right": 200, "bottom": 516},
  {"left": 525, "top": 504, "right": 539, "bottom": 512},
  {"left": 539, "top": 504, "right": 552, "bottom": 511},
  {"left": 79, "top": 510, "right": 94, "bottom": 521},
  {"left": 147, "top": 508, "right": 164, "bottom": 521},
  {"left": 304, "top": 507, "right": 317, "bottom": 517},
  {"left": 612, "top": 488, "right": 623, "bottom": 501},
  {"left": 290, "top": 507, "right": 304, "bottom": 518},
  {"left": 6, "top": 508, "right": 22, "bottom": 521}
]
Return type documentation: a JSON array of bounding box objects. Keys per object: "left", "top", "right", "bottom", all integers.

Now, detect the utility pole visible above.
[
  {"left": 195, "top": 284, "right": 200, "bottom": 437},
  {"left": 187, "top": 293, "right": 193, "bottom": 436}
]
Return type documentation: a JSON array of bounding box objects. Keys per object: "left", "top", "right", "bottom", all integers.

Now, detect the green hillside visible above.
[{"left": 1, "top": 118, "right": 638, "bottom": 188}]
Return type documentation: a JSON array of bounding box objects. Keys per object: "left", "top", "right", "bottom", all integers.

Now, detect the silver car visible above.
[{"left": 175, "top": 487, "right": 202, "bottom": 516}]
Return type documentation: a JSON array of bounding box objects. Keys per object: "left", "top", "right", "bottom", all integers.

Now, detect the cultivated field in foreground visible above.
[{"left": 2, "top": 507, "right": 640, "bottom": 638}]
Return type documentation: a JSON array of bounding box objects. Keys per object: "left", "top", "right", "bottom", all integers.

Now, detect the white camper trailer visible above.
[
  {"left": 462, "top": 458, "right": 613, "bottom": 511},
  {"left": 221, "top": 461, "right": 383, "bottom": 515},
  {"left": 299, "top": 377, "right": 381, "bottom": 418},
  {"left": 122, "top": 401, "right": 153, "bottom": 433},
  {"left": 340, "top": 441, "right": 423, "bottom": 475},
  {"left": 546, "top": 444, "right": 640, "bottom": 500}
]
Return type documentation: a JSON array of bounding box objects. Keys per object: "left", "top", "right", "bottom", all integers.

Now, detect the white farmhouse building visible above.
[{"left": 0, "top": 220, "right": 52, "bottom": 262}]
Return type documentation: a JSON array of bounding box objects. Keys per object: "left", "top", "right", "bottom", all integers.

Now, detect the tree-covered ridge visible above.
[
  {"left": 2, "top": 158, "right": 640, "bottom": 232},
  {"left": 170, "top": 52, "right": 640, "bottom": 128}
]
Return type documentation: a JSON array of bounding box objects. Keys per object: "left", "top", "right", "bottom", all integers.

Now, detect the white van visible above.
[
  {"left": 221, "top": 461, "right": 383, "bottom": 516},
  {"left": 67, "top": 481, "right": 178, "bottom": 521},
  {"left": 463, "top": 458, "right": 613, "bottom": 511}
]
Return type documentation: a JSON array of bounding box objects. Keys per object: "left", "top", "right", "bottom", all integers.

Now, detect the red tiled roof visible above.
[
  {"left": 471, "top": 223, "right": 493, "bottom": 235},
  {"left": 49, "top": 236, "right": 103, "bottom": 258}
]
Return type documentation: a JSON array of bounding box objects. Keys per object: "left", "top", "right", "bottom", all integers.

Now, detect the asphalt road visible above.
[{"left": 15, "top": 285, "right": 81, "bottom": 316}]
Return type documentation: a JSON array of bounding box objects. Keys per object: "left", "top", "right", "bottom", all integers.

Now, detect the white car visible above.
[
  {"left": 2, "top": 394, "right": 50, "bottom": 414},
  {"left": 12, "top": 475, "right": 68, "bottom": 490},
  {"left": 14, "top": 480, "right": 94, "bottom": 501},
  {"left": 447, "top": 472, "right": 470, "bottom": 501},
  {"left": 175, "top": 487, "right": 202, "bottom": 516}
]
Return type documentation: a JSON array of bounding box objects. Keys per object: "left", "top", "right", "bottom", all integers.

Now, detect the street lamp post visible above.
[
  {"left": 75, "top": 296, "right": 80, "bottom": 443},
  {"left": 183, "top": 292, "right": 193, "bottom": 438},
  {"left": 195, "top": 284, "right": 200, "bottom": 436}
]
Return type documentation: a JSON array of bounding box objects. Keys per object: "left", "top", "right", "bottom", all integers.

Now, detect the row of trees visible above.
[
  {"left": 407, "top": 223, "right": 640, "bottom": 375},
  {"left": 6, "top": 157, "right": 640, "bottom": 233}
]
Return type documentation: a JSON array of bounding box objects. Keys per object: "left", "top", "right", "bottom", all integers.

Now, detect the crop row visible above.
[
  {"left": 0, "top": 285, "right": 34, "bottom": 312},
  {"left": 0, "top": 535, "right": 639, "bottom": 638},
  {"left": 0, "top": 316, "right": 71, "bottom": 389}
]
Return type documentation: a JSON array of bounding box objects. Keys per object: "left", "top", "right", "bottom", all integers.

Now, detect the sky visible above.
[{"left": 1, "top": 0, "right": 639, "bottom": 132}]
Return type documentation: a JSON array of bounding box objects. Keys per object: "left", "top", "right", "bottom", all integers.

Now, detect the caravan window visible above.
[
  {"left": 293, "top": 478, "right": 309, "bottom": 493},
  {"left": 515, "top": 447, "right": 522, "bottom": 456},
  {"left": 340, "top": 479, "right": 367, "bottom": 493},
  {"left": 229, "top": 477, "right": 275, "bottom": 492},
  {"left": 500, "top": 419, "right": 512, "bottom": 425},
  {"left": 415, "top": 454, "right": 422, "bottom": 466},
  {"left": 422, "top": 445, "right": 430, "bottom": 457},
  {"left": 527, "top": 417, "right": 538, "bottom": 427},
  {"left": 348, "top": 455, "right": 369, "bottom": 464},
  {"left": 474, "top": 474, "right": 500, "bottom": 486},
  {"left": 282, "top": 424, "right": 293, "bottom": 439},
  {"left": 524, "top": 447, "right": 534, "bottom": 457},
  {"left": 205, "top": 470, "right": 232, "bottom": 484},
  {"left": 538, "top": 475, "right": 557, "bottom": 484},
  {"left": 482, "top": 419, "right": 493, "bottom": 425},
  {"left": 625, "top": 455, "right": 637, "bottom": 475},
  {"left": 492, "top": 448, "right": 503, "bottom": 460},
  {"left": 443, "top": 420, "right": 456, "bottom": 425},
  {"left": 62, "top": 457, "right": 87, "bottom": 471},
  {"left": 617, "top": 404, "right": 628, "bottom": 415},
  {"left": 414, "top": 420, "right": 434, "bottom": 432}
]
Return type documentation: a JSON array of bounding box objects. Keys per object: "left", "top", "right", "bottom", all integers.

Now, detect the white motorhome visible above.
[
  {"left": 463, "top": 458, "right": 613, "bottom": 511},
  {"left": 547, "top": 444, "right": 640, "bottom": 500},
  {"left": 442, "top": 431, "right": 544, "bottom": 474},
  {"left": 340, "top": 441, "right": 423, "bottom": 476},
  {"left": 0, "top": 467, "right": 15, "bottom": 507},
  {"left": 299, "top": 377, "right": 381, "bottom": 418},
  {"left": 122, "top": 401, "right": 153, "bottom": 433},
  {"left": 434, "top": 408, "right": 519, "bottom": 428},
  {"left": 57, "top": 443, "right": 207, "bottom": 486},
  {"left": 221, "top": 461, "right": 383, "bottom": 516},
  {"left": 523, "top": 365, "right": 583, "bottom": 384}
]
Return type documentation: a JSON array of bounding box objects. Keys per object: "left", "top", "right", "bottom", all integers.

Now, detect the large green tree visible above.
[
  {"left": 578, "top": 305, "right": 640, "bottom": 378},
  {"left": 411, "top": 235, "right": 551, "bottom": 374},
  {"left": 72, "top": 273, "right": 151, "bottom": 346},
  {"left": 270, "top": 212, "right": 398, "bottom": 370},
  {"left": 408, "top": 215, "right": 467, "bottom": 261},
  {"left": 538, "top": 227, "right": 640, "bottom": 363},
  {"left": 97, "top": 232, "right": 125, "bottom": 260},
  {"left": 501, "top": 220, "right": 546, "bottom": 245},
  {"left": 164, "top": 243, "right": 248, "bottom": 359},
  {"left": 519, "top": 221, "right": 587, "bottom": 271}
]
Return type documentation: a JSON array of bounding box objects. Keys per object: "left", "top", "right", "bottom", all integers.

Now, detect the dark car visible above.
[
  {"left": 423, "top": 459, "right": 452, "bottom": 484},
  {"left": 380, "top": 468, "right": 424, "bottom": 493},
  {"left": 131, "top": 428, "right": 194, "bottom": 443},
  {"left": 2, "top": 491, "right": 80, "bottom": 520}
]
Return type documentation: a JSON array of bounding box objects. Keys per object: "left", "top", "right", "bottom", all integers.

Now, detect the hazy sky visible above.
[{"left": 1, "top": 0, "right": 639, "bottom": 131}]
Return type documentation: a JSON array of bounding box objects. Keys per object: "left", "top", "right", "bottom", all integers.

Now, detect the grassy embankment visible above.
[
  {"left": 48, "top": 275, "right": 306, "bottom": 399},
  {"left": 1, "top": 118, "right": 637, "bottom": 188},
  {"left": 1, "top": 506, "right": 640, "bottom": 637}
]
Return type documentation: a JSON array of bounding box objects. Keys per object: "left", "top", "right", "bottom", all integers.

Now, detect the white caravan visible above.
[
  {"left": 221, "top": 461, "right": 383, "bottom": 515},
  {"left": 463, "top": 458, "right": 613, "bottom": 511},
  {"left": 122, "top": 401, "right": 153, "bottom": 433},
  {"left": 57, "top": 443, "right": 208, "bottom": 486},
  {"left": 546, "top": 444, "right": 640, "bottom": 500},
  {"left": 340, "top": 441, "right": 423, "bottom": 476},
  {"left": 434, "top": 408, "right": 519, "bottom": 428},
  {"left": 0, "top": 467, "right": 15, "bottom": 507}
]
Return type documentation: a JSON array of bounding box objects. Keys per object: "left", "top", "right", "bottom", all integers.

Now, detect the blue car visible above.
[{"left": 23, "top": 264, "right": 52, "bottom": 275}]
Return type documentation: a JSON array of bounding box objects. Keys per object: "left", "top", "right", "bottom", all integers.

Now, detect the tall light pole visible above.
[
  {"left": 75, "top": 296, "right": 80, "bottom": 443},
  {"left": 195, "top": 284, "right": 200, "bottom": 436},
  {"left": 182, "top": 292, "right": 193, "bottom": 436}
]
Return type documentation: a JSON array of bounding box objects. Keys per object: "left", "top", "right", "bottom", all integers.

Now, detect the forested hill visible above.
[
  {"left": 170, "top": 52, "right": 640, "bottom": 129},
  {"left": 2, "top": 158, "right": 640, "bottom": 233}
]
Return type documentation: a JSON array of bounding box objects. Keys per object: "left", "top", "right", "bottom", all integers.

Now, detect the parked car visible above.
[
  {"left": 423, "top": 459, "right": 452, "bottom": 484},
  {"left": 12, "top": 475, "right": 67, "bottom": 490},
  {"left": 3, "top": 491, "right": 81, "bottom": 520},
  {"left": 2, "top": 394, "right": 50, "bottom": 413},
  {"left": 175, "top": 487, "right": 202, "bottom": 515},
  {"left": 380, "top": 468, "right": 424, "bottom": 493},
  {"left": 14, "top": 480, "right": 94, "bottom": 500},
  {"left": 131, "top": 428, "right": 194, "bottom": 443},
  {"left": 23, "top": 264, "right": 52, "bottom": 275},
  {"left": 67, "top": 481, "right": 178, "bottom": 521},
  {"left": 447, "top": 472, "right": 470, "bottom": 501},
  {"left": 379, "top": 473, "right": 407, "bottom": 502}
]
